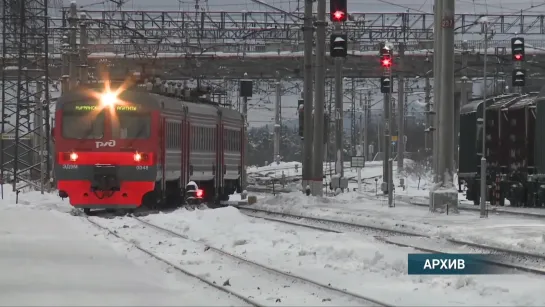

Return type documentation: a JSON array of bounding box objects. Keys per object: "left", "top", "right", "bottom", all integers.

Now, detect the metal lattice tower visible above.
[{"left": 1, "top": 0, "right": 50, "bottom": 194}]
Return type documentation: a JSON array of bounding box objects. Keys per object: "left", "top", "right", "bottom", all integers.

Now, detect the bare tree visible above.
[{"left": 402, "top": 153, "right": 432, "bottom": 190}]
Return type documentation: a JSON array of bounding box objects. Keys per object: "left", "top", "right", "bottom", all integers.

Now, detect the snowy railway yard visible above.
[{"left": 3, "top": 162, "right": 545, "bottom": 305}]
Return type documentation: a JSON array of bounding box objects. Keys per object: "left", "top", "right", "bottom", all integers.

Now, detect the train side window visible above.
[
  {"left": 198, "top": 127, "right": 202, "bottom": 151},
  {"left": 205, "top": 127, "right": 209, "bottom": 151},
  {"left": 199, "top": 127, "right": 204, "bottom": 151},
  {"left": 191, "top": 126, "right": 195, "bottom": 150},
  {"left": 172, "top": 123, "right": 176, "bottom": 148},
  {"left": 166, "top": 122, "right": 170, "bottom": 148},
  {"left": 194, "top": 126, "right": 198, "bottom": 150},
  {"left": 202, "top": 127, "right": 206, "bottom": 151},
  {"left": 229, "top": 130, "right": 232, "bottom": 151},
  {"left": 211, "top": 128, "right": 214, "bottom": 151},
  {"left": 168, "top": 122, "right": 172, "bottom": 148},
  {"left": 207, "top": 128, "right": 211, "bottom": 151},
  {"left": 227, "top": 130, "right": 230, "bottom": 151},
  {"left": 175, "top": 123, "right": 179, "bottom": 148},
  {"left": 177, "top": 123, "right": 181, "bottom": 148},
  {"left": 170, "top": 122, "right": 174, "bottom": 148},
  {"left": 211, "top": 128, "right": 216, "bottom": 151}
]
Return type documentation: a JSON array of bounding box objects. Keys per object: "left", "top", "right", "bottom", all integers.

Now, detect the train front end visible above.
[{"left": 53, "top": 87, "right": 157, "bottom": 211}]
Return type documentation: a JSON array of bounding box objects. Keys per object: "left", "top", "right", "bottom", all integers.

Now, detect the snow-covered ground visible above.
[
  {"left": 3, "top": 172, "right": 545, "bottom": 306},
  {"left": 0, "top": 203, "right": 247, "bottom": 306}
]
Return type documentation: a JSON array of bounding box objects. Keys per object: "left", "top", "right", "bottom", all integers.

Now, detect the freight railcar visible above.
[
  {"left": 458, "top": 91, "right": 545, "bottom": 207},
  {"left": 53, "top": 81, "right": 244, "bottom": 213}
]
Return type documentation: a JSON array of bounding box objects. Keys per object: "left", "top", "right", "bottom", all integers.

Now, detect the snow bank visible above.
[
  {"left": 255, "top": 192, "right": 545, "bottom": 256},
  {"left": 141, "top": 207, "right": 545, "bottom": 306},
  {"left": 0, "top": 184, "right": 71, "bottom": 212}
]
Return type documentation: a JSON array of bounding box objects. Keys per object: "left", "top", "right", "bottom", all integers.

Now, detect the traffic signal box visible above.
[
  {"left": 330, "top": 34, "right": 347, "bottom": 57},
  {"left": 511, "top": 37, "right": 525, "bottom": 87},
  {"left": 330, "top": 0, "right": 347, "bottom": 22}
]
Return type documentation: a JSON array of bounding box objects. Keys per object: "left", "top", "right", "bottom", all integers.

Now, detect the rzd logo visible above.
[{"left": 95, "top": 140, "right": 116, "bottom": 148}]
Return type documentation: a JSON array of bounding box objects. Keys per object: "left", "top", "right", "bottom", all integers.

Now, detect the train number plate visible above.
[
  {"left": 62, "top": 164, "right": 78, "bottom": 169},
  {"left": 136, "top": 166, "right": 149, "bottom": 170}
]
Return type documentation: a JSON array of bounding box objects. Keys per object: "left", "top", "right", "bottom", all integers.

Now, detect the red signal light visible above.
[
  {"left": 514, "top": 54, "right": 522, "bottom": 60},
  {"left": 381, "top": 58, "right": 392, "bottom": 67},
  {"left": 196, "top": 189, "right": 204, "bottom": 198},
  {"left": 333, "top": 10, "right": 345, "bottom": 21}
]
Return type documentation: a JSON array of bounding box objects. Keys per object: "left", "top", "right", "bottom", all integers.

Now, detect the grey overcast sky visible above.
[{"left": 60, "top": 0, "right": 545, "bottom": 14}]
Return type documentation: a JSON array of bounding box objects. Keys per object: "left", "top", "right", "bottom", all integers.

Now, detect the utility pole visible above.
[
  {"left": 274, "top": 71, "right": 281, "bottom": 163},
  {"left": 456, "top": 41, "right": 470, "bottom": 167},
  {"left": 302, "top": 0, "right": 314, "bottom": 194},
  {"left": 334, "top": 23, "right": 344, "bottom": 179},
  {"left": 239, "top": 74, "right": 252, "bottom": 195},
  {"left": 365, "top": 90, "right": 371, "bottom": 160},
  {"left": 379, "top": 43, "right": 393, "bottom": 206},
  {"left": 79, "top": 14, "right": 88, "bottom": 84},
  {"left": 431, "top": 0, "right": 458, "bottom": 211},
  {"left": 397, "top": 43, "right": 405, "bottom": 172},
  {"left": 424, "top": 76, "right": 432, "bottom": 153},
  {"left": 69, "top": 2, "right": 78, "bottom": 89},
  {"left": 432, "top": 0, "right": 443, "bottom": 184},
  {"left": 61, "top": 33, "right": 69, "bottom": 93},
  {"left": 311, "top": 0, "right": 326, "bottom": 196},
  {"left": 480, "top": 20, "right": 490, "bottom": 218}
]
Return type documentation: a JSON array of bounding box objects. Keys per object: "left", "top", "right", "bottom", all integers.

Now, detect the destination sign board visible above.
[{"left": 70, "top": 105, "right": 139, "bottom": 111}]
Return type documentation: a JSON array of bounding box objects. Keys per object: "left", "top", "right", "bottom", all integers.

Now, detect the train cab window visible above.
[
  {"left": 62, "top": 110, "right": 105, "bottom": 139},
  {"left": 112, "top": 112, "right": 151, "bottom": 139}
]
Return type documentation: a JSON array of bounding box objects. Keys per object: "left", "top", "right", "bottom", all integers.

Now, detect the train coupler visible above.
[{"left": 90, "top": 165, "right": 120, "bottom": 192}]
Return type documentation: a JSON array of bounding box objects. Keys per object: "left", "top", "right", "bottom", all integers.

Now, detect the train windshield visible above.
[
  {"left": 62, "top": 110, "right": 105, "bottom": 139},
  {"left": 112, "top": 112, "right": 151, "bottom": 139}
]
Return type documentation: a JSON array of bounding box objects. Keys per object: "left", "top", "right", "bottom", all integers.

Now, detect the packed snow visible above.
[
  {"left": 247, "top": 160, "right": 545, "bottom": 256},
  {"left": 3, "top": 162, "right": 545, "bottom": 307},
  {"left": 0, "top": 204, "right": 248, "bottom": 306}
]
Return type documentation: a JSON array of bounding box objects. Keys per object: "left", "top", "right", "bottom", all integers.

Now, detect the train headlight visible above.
[
  {"left": 100, "top": 92, "right": 117, "bottom": 106},
  {"left": 69, "top": 152, "right": 78, "bottom": 161},
  {"left": 134, "top": 153, "right": 142, "bottom": 162}
]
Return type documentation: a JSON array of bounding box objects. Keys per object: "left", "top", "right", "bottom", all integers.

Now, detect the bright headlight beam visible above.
[{"left": 101, "top": 92, "right": 117, "bottom": 106}]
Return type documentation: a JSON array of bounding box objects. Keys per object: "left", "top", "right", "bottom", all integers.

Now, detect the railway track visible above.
[
  {"left": 82, "top": 210, "right": 390, "bottom": 306},
  {"left": 248, "top": 182, "right": 545, "bottom": 219},
  {"left": 236, "top": 206, "right": 545, "bottom": 275},
  {"left": 82, "top": 212, "right": 261, "bottom": 307},
  {"left": 246, "top": 175, "right": 382, "bottom": 195}
]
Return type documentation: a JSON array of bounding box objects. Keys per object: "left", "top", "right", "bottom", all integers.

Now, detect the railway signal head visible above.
[
  {"left": 330, "top": 34, "right": 348, "bottom": 58},
  {"left": 511, "top": 37, "right": 525, "bottom": 61},
  {"left": 512, "top": 69, "right": 526, "bottom": 87},
  {"left": 380, "top": 77, "right": 391, "bottom": 93},
  {"left": 330, "top": 0, "right": 347, "bottom": 22},
  {"left": 380, "top": 45, "right": 393, "bottom": 68}
]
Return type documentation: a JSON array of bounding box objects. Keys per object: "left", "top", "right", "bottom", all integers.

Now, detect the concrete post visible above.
[
  {"left": 424, "top": 76, "right": 432, "bottom": 152},
  {"left": 274, "top": 72, "right": 281, "bottom": 163},
  {"left": 311, "top": 0, "right": 326, "bottom": 196},
  {"left": 302, "top": 0, "right": 314, "bottom": 193},
  {"left": 334, "top": 24, "right": 343, "bottom": 179},
  {"left": 79, "top": 14, "right": 88, "bottom": 84},
  {"left": 432, "top": 0, "right": 443, "bottom": 183},
  {"left": 431, "top": 0, "right": 458, "bottom": 211},
  {"left": 69, "top": 2, "right": 78, "bottom": 89},
  {"left": 397, "top": 43, "right": 405, "bottom": 172}
]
